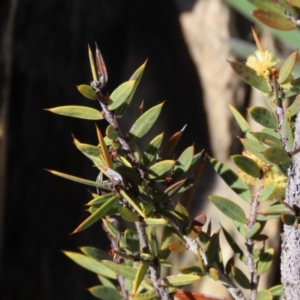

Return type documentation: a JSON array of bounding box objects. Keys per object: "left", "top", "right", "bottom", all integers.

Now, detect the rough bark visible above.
[{"left": 281, "top": 111, "right": 300, "bottom": 299}]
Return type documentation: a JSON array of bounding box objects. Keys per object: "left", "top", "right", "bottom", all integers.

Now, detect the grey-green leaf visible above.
[{"left": 248, "top": 106, "right": 278, "bottom": 129}]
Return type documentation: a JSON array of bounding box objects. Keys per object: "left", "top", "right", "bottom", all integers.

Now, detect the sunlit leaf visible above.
[
  {"left": 63, "top": 251, "right": 116, "bottom": 279},
  {"left": 72, "top": 195, "right": 118, "bottom": 233},
  {"left": 231, "top": 154, "right": 260, "bottom": 178},
  {"left": 102, "top": 218, "right": 120, "bottom": 238},
  {"left": 118, "top": 207, "right": 139, "bottom": 222},
  {"left": 45, "top": 105, "right": 103, "bottom": 120},
  {"left": 168, "top": 242, "right": 186, "bottom": 253},
  {"left": 279, "top": 50, "right": 298, "bottom": 84},
  {"left": 141, "top": 133, "right": 164, "bottom": 166},
  {"left": 252, "top": 131, "right": 282, "bottom": 148},
  {"left": 240, "top": 138, "right": 269, "bottom": 163},
  {"left": 77, "top": 84, "right": 97, "bottom": 100},
  {"left": 95, "top": 125, "right": 113, "bottom": 168},
  {"left": 209, "top": 195, "right": 247, "bottom": 224},
  {"left": 284, "top": 109, "right": 294, "bottom": 152},
  {"left": 256, "top": 289, "right": 273, "bottom": 300},
  {"left": 144, "top": 218, "right": 168, "bottom": 226},
  {"left": 80, "top": 246, "right": 111, "bottom": 261},
  {"left": 129, "top": 102, "right": 164, "bottom": 143},
  {"left": 268, "top": 284, "right": 284, "bottom": 297},
  {"left": 259, "top": 182, "right": 276, "bottom": 202},
  {"left": 208, "top": 157, "right": 251, "bottom": 203},
  {"left": 252, "top": 9, "right": 296, "bottom": 31},
  {"left": 119, "top": 189, "right": 146, "bottom": 218},
  {"left": 248, "top": 106, "right": 277, "bottom": 129},
  {"left": 108, "top": 80, "right": 136, "bottom": 110},
  {"left": 102, "top": 261, "right": 137, "bottom": 280},
  {"left": 162, "top": 274, "right": 201, "bottom": 287},
  {"left": 132, "top": 261, "right": 150, "bottom": 296},
  {"left": 257, "top": 248, "right": 274, "bottom": 275},
  {"left": 179, "top": 266, "right": 204, "bottom": 275},
  {"left": 133, "top": 291, "right": 157, "bottom": 300},
  {"left": 46, "top": 169, "right": 111, "bottom": 190},
  {"left": 88, "top": 285, "right": 121, "bottom": 300},
  {"left": 174, "top": 145, "right": 194, "bottom": 178},
  {"left": 87, "top": 193, "right": 116, "bottom": 206},
  {"left": 248, "top": 222, "right": 261, "bottom": 238},
  {"left": 147, "top": 160, "right": 175, "bottom": 179},
  {"left": 228, "top": 61, "right": 271, "bottom": 92},
  {"left": 262, "top": 147, "right": 291, "bottom": 165}
]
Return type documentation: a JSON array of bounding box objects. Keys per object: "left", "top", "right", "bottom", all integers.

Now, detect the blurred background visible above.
[{"left": 0, "top": 0, "right": 282, "bottom": 299}]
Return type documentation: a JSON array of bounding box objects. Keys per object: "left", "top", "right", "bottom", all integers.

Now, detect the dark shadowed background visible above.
[{"left": 0, "top": 0, "right": 253, "bottom": 299}]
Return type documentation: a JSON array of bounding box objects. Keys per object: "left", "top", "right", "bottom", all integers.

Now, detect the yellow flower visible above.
[
  {"left": 246, "top": 50, "right": 280, "bottom": 80},
  {"left": 237, "top": 151, "right": 287, "bottom": 201}
]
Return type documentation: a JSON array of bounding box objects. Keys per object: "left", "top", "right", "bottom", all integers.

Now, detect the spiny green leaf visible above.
[
  {"left": 174, "top": 145, "right": 194, "bottom": 178},
  {"left": 119, "top": 189, "right": 146, "bottom": 218},
  {"left": 257, "top": 248, "right": 274, "bottom": 275},
  {"left": 209, "top": 195, "right": 247, "bottom": 224},
  {"left": 101, "top": 261, "right": 136, "bottom": 280},
  {"left": 146, "top": 227, "right": 159, "bottom": 256},
  {"left": 141, "top": 132, "right": 164, "bottom": 166},
  {"left": 108, "top": 80, "right": 136, "bottom": 110},
  {"left": 228, "top": 61, "right": 271, "bottom": 92},
  {"left": 80, "top": 246, "right": 111, "bottom": 261},
  {"left": 95, "top": 125, "right": 113, "bottom": 168},
  {"left": 102, "top": 218, "right": 120, "bottom": 238},
  {"left": 248, "top": 106, "right": 278, "bottom": 129},
  {"left": 252, "top": 9, "right": 296, "bottom": 31},
  {"left": 162, "top": 274, "right": 201, "bottom": 287},
  {"left": 72, "top": 195, "right": 118, "bottom": 233},
  {"left": 46, "top": 169, "right": 111, "bottom": 190},
  {"left": 132, "top": 261, "right": 150, "bottom": 296},
  {"left": 77, "top": 84, "right": 97, "bottom": 100},
  {"left": 63, "top": 251, "right": 116, "bottom": 279},
  {"left": 147, "top": 160, "right": 175, "bottom": 179},
  {"left": 231, "top": 154, "right": 260, "bottom": 178},
  {"left": 231, "top": 266, "right": 250, "bottom": 289},
  {"left": 279, "top": 50, "right": 298, "bottom": 84},
  {"left": 88, "top": 286, "right": 121, "bottom": 300},
  {"left": 45, "top": 105, "right": 103, "bottom": 120},
  {"left": 118, "top": 207, "right": 139, "bottom": 222},
  {"left": 143, "top": 218, "right": 168, "bottom": 226},
  {"left": 115, "top": 61, "right": 147, "bottom": 118},
  {"left": 73, "top": 137, "right": 105, "bottom": 167},
  {"left": 208, "top": 157, "right": 251, "bottom": 203},
  {"left": 129, "top": 102, "right": 164, "bottom": 144}
]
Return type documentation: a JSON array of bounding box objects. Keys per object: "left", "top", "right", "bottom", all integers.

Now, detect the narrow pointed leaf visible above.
[
  {"left": 162, "top": 274, "right": 201, "bottom": 287},
  {"left": 88, "top": 286, "right": 121, "bottom": 300},
  {"left": 143, "top": 218, "right": 168, "bottom": 226},
  {"left": 147, "top": 160, "right": 175, "bottom": 179},
  {"left": 231, "top": 266, "right": 250, "bottom": 289},
  {"left": 206, "top": 231, "right": 221, "bottom": 266},
  {"left": 284, "top": 77, "right": 300, "bottom": 97},
  {"left": 129, "top": 102, "right": 164, "bottom": 143},
  {"left": 209, "top": 195, "right": 247, "bottom": 224},
  {"left": 95, "top": 125, "right": 113, "bottom": 168},
  {"left": 160, "top": 124, "right": 186, "bottom": 160},
  {"left": 174, "top": 145, "right": 194, "bottom": 178},
  {"left": 133, "top": 291, "right": 157, "bottom": 300},
  {"left": 87, "top": 193, "right": 116, "bottom": 206},
  {"left": 73, "top": 195, "right": 118, "bottom": 233},
  {"left": 119, "top": 189, "right": 146, "bottom": 218},
  {"left": 159, "top": 226, "right": 173, "bottom": 259},
  {"left": 108, "top": 80, "right": 136, "bottom": 110},
  {"left": 115, "top": 61, "right": 147, "bottom": 118},
  {"left": 284, "top": 109, "right": 294, "bottom": 152},
  {"left": 221, "top": 225, "right": 244, "bottom": 261},
  {"left": 146, "top": 227, "right": 159, "bottom": 256},
  {"left": 45, "top": 106, "right": 103, "bottom": 120},
  {"left": 268, "top": 284, "right": 284, "bottom": 297},
  {"left": 231, "top": 154, "right": 260, "bottom": 178},
  {"left": 118, "top": 207, "right": 139, "bottom": 222},
  {"left": 141, "top": 133, "right": 164, "bottom": 166},
  {"left": 80, "top": 246, "right": 111, "bottom": 261},
  {"left": 248, "top": 222, "right": 261, "bottom": 238},
  {"left": 123, "top": 229, "right": 140, "bottom": 253},
  {"left": 46, "top": 169, "right": 111, "bottom": 190},
  {"left": 88, "top": 44, "right": 97, "bottom": 81},
  {"left": 63, "top": 251, "right": 117, "bottom": 279},
  {"left": 77, "top": 84, "right": 97, "bottom": 100},
  {"left": 257, "top": 248, "right": 274, "bottom": 275},
  {"left": 209, "top": 157, "right": 251, "bottom": 203},
  {"left": 179, "top": 266, "right": 203, "bottom": 275},
  {"left": 252, "top": 9, "right": 296, "bottom": 30},
  {"left": 240, "top": 138, "right": 269, "bottom": 163},
  {"left": 98, "top": 275, "right": 117, "bottom": 289},
  {"left": 102, "top": 218, "right": 120, "bottom": 238},
  {"left": 101, "top": 261, "right": 136, "bottom": 280},
  {"left": 248, "top": 106, "right": 278, "bottom": 129},
  {"left": 132, "top": 261, "right": 150, "bottom": 296},
  {"left": 73, "top": 137, "right": 105, "bottom": 166},
  {"left": 228, "top": 61, "right": 271, "bottom": 92},
  {"left": 279, "top": 50, "right": 298, "bottom": 84}
]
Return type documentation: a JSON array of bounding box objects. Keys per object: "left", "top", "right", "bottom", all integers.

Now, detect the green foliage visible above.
[{"left": 47, "top": 25, "right": 300, "bottom": 298}]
